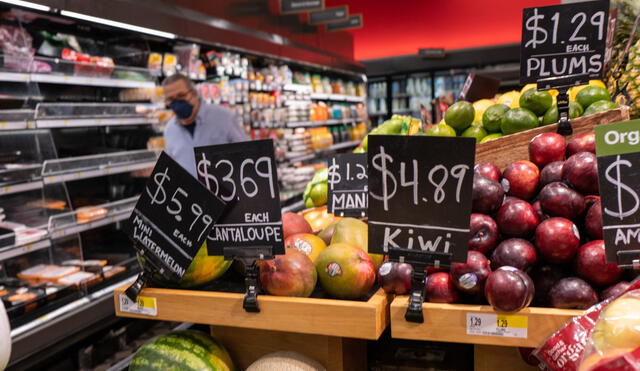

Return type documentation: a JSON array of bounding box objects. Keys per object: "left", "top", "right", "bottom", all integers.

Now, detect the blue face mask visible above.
[{"left": 169, "top": 99, "right": 194, "bottom": 119}]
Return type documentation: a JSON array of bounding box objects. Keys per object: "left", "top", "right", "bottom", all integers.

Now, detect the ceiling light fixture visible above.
[
  {"left": 0, "top": 0, "right": 51, "bottom": 12},
  {"left": 60, "top": 10, "right": 176, "bottom": 39}
]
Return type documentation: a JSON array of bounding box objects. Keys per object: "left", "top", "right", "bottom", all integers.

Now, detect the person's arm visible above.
[{"left": 225, "top": 111, "right": 249, "bottom": 142}]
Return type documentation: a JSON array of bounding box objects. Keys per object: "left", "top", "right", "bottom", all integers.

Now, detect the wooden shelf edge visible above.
[
  {"left": 113, "top": 286, "right": 390, "bottom": 340},
  {"left": 390, "top": 296, "right": 582, "bottom": 347}
]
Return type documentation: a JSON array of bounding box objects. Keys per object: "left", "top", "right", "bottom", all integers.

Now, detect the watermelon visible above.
[
  {"left": 130, "top": 330, "right": 234, "bottom": 371},
  {"left": 138, "top": 241, "right": 232, "bottom": 288}
]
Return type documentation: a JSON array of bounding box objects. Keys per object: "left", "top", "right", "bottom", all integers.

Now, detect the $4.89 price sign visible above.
[
  {"left": 596, "top": 120, "right": 640, "bottom": 266},
  {"left": 194, "top": 139, "right": 285, "bottom": 256},
  {"left": 367, "top": 136, "right": 475, "bottom": 263},
  {"left": 123, "top": 152, "right": 226, "bottom": 280},
  {"left": 328, "top": 153, "right": 368, "bottom": 217},
  {"left": 520, "top": 1, "right": 609, "bottom": 86}
]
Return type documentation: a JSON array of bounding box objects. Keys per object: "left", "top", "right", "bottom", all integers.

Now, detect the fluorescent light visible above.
[
  {"left": 60, "top": 10, "right": 176, "bottom": 39},
  {"left": 0, "top": 0, "right": 51, "bottom": 12}
]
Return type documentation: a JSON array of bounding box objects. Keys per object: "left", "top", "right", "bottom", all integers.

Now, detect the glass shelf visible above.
[
  {"left": 0, "top": 110, "right": 35, "bottom": 131},
  {"left": 34, "top": 103, "right": 159, "bottom": 128},
  {"left": 42, "top": 150, "right": 158, "bottom": 184},
  {"left": 0, "top": 54, "right": 157, "bottom": 89},
  {"left": 286, "top": 118, "right": 359, "bottom": 128},
  {"left": 0, "top": 238, "right": 51, "bottom": 261},
  {"left": 48, "top": 196, "right": 138, "bottom": 239}
]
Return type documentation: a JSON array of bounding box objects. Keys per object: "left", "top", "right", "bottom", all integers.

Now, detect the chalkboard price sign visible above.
[
  {"left": 124, "top": 152, "right": 226, "bottom": 281},
  {"left": 520, "top": 1, "right": 610, "bottom": 86},
  {"left": 328, "top": 153, "right": 368, "bottom": 217},
  {"left": 194, "top": 139, "right": 284, "bottom": 257},
  {"left": 596, "top": 120, "right": 640, "bottom": 267},
  {"left": 367, "top": 136, "right": 475, "bottom": 264}
]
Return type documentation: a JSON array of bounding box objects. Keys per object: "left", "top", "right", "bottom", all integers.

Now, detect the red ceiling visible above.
[{"left": 325, "top": 0, "right": 561, "bottom": 61}]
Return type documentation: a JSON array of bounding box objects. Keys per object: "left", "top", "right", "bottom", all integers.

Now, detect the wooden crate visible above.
[
  {"left": 476, "top": 107, "right": 630, "bottom": 169},
  {"left": 114, "top": 286, "right": 390, "bottom": 340},
  {"left": 390, "top": 295, "right": 582, "bottom": 347}
]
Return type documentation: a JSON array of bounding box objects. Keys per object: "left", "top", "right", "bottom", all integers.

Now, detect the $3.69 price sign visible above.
[
  {"left": 520, "top": 1, "right": 610, "bottom": 86},
  {"left": 123, "top": 152, "right": 226, "bottom": 280},
  {"left": 194, "top": 139, "right": 285, "bottom": 256},
  {"left": 367, "top": 136, "right": 475, "bottom": 263},
  {"left": 328, "top": 153, "right": 368, "bottom": 217},
  {"left": 596, "top": 120, "right": 640, "bottom": 266}
]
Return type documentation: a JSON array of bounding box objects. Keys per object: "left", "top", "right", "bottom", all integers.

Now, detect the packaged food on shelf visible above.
[
  {"left": 57, "top": 271, "right": 101, "bottom": 287},
  {"left": 39, "top": 266, "right": 80, "bottom": 283},
  {"left": 26, "top": 199, "right": 67, "bottom": 211},
  {"left": 75, "top": 206, "right": 108, "bottom": 224},
  {"left": 17, "top": 265, "right": 58, "bottom": 284}
]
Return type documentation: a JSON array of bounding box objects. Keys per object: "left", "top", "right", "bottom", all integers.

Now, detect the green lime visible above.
[
  {"left": 424, "top": 123, "right": 457, "bottom": 137},
  {"left": 444, "top": 101, "right": 475, "bottom": 131},
  {"left": 541, "top": 101, "right": 584, "bottom": 125},
  {"left": 304, "top": 197, "right": 315, "bottom": 209},
  {"left": 482, "top": 104, "right": 509, "bottom": 133},
  {"left": 583, "top": 100, "right": 619, "bottom": 116},
  {"left": 501, "top": 108, "right": 539, "bottom": 135},
  {"left": 519, "top": 89, "right": 553, "bottom": 116},
  {"left": 571, "top": 101, "right": 584, "bottom": 117},
  {"left": 576, "top": 86, "right": 611, "bottom": 110},
  {"left": 309, "top": 182, "right": 327, "bottom": 206},
  {"left": 480, "top": 133, "right": 503, "bottom": 143},
  {"left": 461, "top": 122, "right": 488, "bottom": 142}
]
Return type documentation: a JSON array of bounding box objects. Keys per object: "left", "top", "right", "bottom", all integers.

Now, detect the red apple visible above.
[
  {"left": 501, "top": 160, "right": 540, "bottom": 200},
  {"left": 529, "top": 132, "right": 566, "bottom": 168},
  {"left": 490, "top": 238, "right": 537, "bottom": 272},
  {"left": 425, "top": 272, "right": 459, "bottom": 303},
  {"left": 566, "top": 132, "right": 595, "bottom": 156},
  {"left": 378, "top": 261, "right": 413, "bottom": 295},
  {"left": 550, "top": 277, "right": 598, "bottom": 309},
  {"left": 601, "top": 281, "right": 631, "bottom": 302},
  {"left": 535, "top": 217, "right": 581, "bottom": 263},
  {"left": 539, "top": 161, "right": 564, "bottom": 188},
  {"left": 474, "top": 162, "right": 501, "bottom": 181},
  {"left": 532, "top": 201, "right": 548, "bottom": 221},
  {"left": 538, "top": 182, "right": 585, "bottom": 221},
  {"left": 484, "top": 266, "right": 534, "bottom": 312},
  {"left": 585, "top": 195, "right": 601, "bottom": 210},
  {"left": 585, "top": 199, "right": 603, "bottom": 240},
  {"left": 562, "top": 152, "right": 599, "bottom": 195},
  {"left": 576, "top": 240, "right": 623, "bottom": 287},
  {"left": 472, "top": 175, "right": 505, "bottom": 214},
  {"left": 531, "top": 264, "right": 566, "bottom": 306},
  {"left": 496, "top": 199, "right": 540, "bottom": 237},
  {"left": 468, "top": 213, "right": 500, "bottom": 254},
  {"left": 259, "top": 249, "right": 317, "bottom": 297},
  {"left": 282, "top": 212, "right": 312, "bottom": 238},
  {"left": 450, "top": 250, "right": 491, "bottom": 295}
]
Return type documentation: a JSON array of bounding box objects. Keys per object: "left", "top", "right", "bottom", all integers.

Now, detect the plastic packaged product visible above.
[
  {"left": 162, "top": 53, "right": 177, "bottom": 76},
  {"left": 75, "top": 206, "right": 108, "bottom": 224},
  {"left": 17, "top": 265, "right": 58, "bottom": 283},
  {"left": 102, "top": 266, "right": 126, "bottom": 279},
  {"left": 58, "top": 271, "right": 101, "bottom": 287},
  {"left": 40, "top": 266, "right": 79, "bottom": 282}
]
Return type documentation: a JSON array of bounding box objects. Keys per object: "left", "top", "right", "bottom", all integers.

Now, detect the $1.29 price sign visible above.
[
  {"left": 194, "top": 139, "right": 284, "bottom": 256},
  {"left": 520, "top": 1, "right": 610, "bottom": 86},
  {"left": 328, "top": 153, "right": 368, "bottom": 217},
  {"left": 596, "top": 120, "right": 640, "bottom": 267},
  {"left": 123, "top": 152, "right": 226, "bottom": 280},
  {"left": 367, "top": 136, "right": 475, "bottom": 263}
]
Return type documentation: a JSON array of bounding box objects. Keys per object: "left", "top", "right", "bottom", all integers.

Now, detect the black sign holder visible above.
[
  {"left": 124, "top": 241, "right": 182, "bottom": 301},
  {"left": 536, "top": 74, "right": 591, "bottom": 136},
  {"left": 223, "top": 246, "right": 274, "bottom": 312}
]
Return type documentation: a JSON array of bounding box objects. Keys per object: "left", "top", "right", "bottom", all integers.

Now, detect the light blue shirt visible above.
[{"left": 164, "top": 101, "right": 249, "bottom": 176}]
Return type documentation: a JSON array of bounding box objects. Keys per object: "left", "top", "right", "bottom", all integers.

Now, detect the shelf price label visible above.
[
  {"left": 595, "top": 120, "right": 640, "bottom": 267},
  {"left": 520, "top": 1, "right": 610, "bottom": 86},
  {"left": 195, "top": 139, "right": 285, "bottom": 256},
  {"left": 123, "top": 152, "right": 226, "bottom": 281},
  {"left": 119, "top": 294, "right": 157, "bottom": 316},
  {"left": 367, "top": 136, "right": 475, "bottom": 264},
  {"left": 328, "top": 153, "right": 368, "bottom": 217},
  {"left": 466, "top": 313, "right": 528, "bottom": 338}
]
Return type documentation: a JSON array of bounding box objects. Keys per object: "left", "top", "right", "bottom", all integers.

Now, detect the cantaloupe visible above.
[{"left": 246, "top": 351, "right": 325, "bottom": 371}]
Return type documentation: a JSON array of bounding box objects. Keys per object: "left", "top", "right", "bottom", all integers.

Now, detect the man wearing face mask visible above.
[{"left": 163, "top": 74, "right": 248, "bottom": 176}]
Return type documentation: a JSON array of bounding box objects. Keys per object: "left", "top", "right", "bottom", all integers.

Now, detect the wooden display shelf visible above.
[
  {"left": 476, "top": 106, "right": 630, "bottom": 169},
  {"left": 114, "top": 286, "right": 390, "bottom": 340},
  {"left": 390, "top": 295, "right": 582, "bottom": 347}
]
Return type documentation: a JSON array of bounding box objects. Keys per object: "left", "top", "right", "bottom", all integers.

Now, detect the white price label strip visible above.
[
  {"left": 466, "top": 312, "right": 528, "bottom": 338},
  {"left": 119, "top": 294, "right": 157, "bottom": 316}
]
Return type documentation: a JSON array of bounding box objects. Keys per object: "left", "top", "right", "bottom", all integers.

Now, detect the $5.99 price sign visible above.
[
  {"left": 328, "top": 153, "right": 368, "bottom": 217},
  {"left": 123, "top": 152, "right": 226, "bottom": 280},
  {"left": 520, "top": 1, "right": 610, "bottom": 86},
  {"left": 367, "top": 136, "right": 475, "bottom": 263},
  {"left": 596, "top": 120, "right": 640, "bottom": 266},
  {"left": 194, "top": 139, "right": 285, "bottom": 256}
]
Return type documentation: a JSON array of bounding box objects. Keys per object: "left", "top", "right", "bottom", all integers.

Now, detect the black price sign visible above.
[
  {"left": 124, "top": 152, "right": 225, "bottom": 280},
  {"left": 596, "top": 120, "right": 640, "bottom": 267},
  {"left": 280, "top": 0, "right": 323, "bottom": 14},
  {"left": 309, "top": 6, "right": 348, "bottom": 25},
  {"left": 195, "top": 139, "right": 284, "bottom": 256},
  {"left": 367, "top": 136, "right": 475, "bottom": 264},
  {"left": 326, "top": 14, "right": 362, "bottom": 31},
  {"left": 328, "top": 153, "right": 368, "bottom": 217},
  {"left": 520, "top": 1, "right": 609, "bottom": 86}
]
